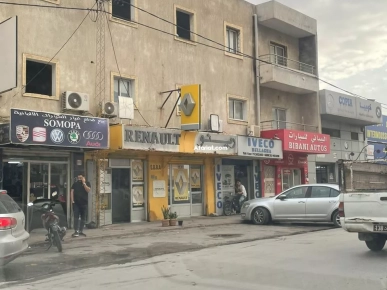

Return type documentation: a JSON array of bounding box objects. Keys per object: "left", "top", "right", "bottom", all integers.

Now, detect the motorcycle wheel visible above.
[
  {"left": 223, "top": 200, "right": 232, "bottom": 216},
  {"left": 53, "top": 230, "right": 63, "bottom": 252}
]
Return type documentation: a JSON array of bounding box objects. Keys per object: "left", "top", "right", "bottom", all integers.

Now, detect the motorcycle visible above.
[
  {"left": 223, "top": 194, "right": 246, "bottom": 216},
  {"left": 28, "top": 192, "right": 66, "bottom": 252}
]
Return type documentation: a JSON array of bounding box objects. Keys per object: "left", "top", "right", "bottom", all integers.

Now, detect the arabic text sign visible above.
[
  {"left": 357, "top": 99, "right": 382, "bottom": 123},
  {"left": 194, "top": 133, "right": 237, "bottom": 155},
  {"left": 284, "top": 130, "right": 330, "bottom": 154},
  {"left": 10, "top": 109, "right": 109, "bottom": 149},
  {"left": 237, "top": 136, "right": 283, "bottom": 159}
]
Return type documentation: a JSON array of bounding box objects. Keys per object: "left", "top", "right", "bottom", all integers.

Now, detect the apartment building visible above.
[{"left": 0, "top": 0, "right": 322, "bottom": 225}]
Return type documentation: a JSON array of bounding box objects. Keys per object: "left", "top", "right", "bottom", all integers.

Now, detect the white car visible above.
[{"left": 241, "top": 184, "right": 341, "bottom": 227}]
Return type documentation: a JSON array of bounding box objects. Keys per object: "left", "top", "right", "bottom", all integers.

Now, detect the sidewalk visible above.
[{"left": 28, "top": 215, "right": 243, "bottom": 246}]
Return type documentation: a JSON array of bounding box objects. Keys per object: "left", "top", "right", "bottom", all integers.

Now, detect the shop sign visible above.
[
  {"left": 132, "top": 185, "right": 144, "bottom": 207},
  {"left": 10, "top": 109, "right": 109, "bottom": 149},
  {"left": 153, "top": 180, "right": 166, "bottom": 198},
  {"left": 237, "top": 136, "right": 283, "bottom": 159},
  {"left": 285, "top": 130, "right": 330, "bottom": 154},
  {"left": 253, "top": 161, "right": 261, "bottom": 199},
  {"left": 214, "top": 158, "right": 223, "bottom": 215},
  {"left": 123, "top": 126, "right": 181, "bottom": 152},
  {"left": 180, "top": 84, "right": 201, "bottom": 131},
  {"left": 263, "top": 154, "right": 308, "bottom": 167},
  {"left": 194, "top": 133, "right": 237, "bottom": 155}
]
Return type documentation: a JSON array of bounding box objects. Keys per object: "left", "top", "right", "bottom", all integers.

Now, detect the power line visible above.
[
  {"left": 0, "top": 1, "right": 97, "bottom": 12},
  {"left": 2, "top": 2, "right": 97, "bottom": 108},
  {"left": 119, "top": 0, "right": 387, "bottom": 107},
  {"left": 102, "top": 5, "right": 151, "bottom": 127}
]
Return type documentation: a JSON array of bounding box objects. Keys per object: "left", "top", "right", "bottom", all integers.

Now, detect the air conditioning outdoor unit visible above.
[
  {"left": 247, "top": 125, "right": 260, "bottom": 137},
  {"left": 62, "top": 91, "right": 90, "bottom": 112},
  {"left": 100, "top": 101, "right": 119, "bottom": 118}
]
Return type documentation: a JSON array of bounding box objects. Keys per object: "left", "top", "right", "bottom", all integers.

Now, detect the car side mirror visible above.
[{"left": 278, "top": 195, "right": 287, "bottom": 200}]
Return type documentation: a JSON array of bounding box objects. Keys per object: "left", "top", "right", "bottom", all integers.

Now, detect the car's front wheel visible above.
[{"left": 251, "top": 207, "right": 270, "bottom": 225}]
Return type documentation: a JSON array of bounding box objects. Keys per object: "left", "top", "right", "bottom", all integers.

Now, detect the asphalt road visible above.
[{"left": 3, "top": 228, "right": 385, "bottom": 290}]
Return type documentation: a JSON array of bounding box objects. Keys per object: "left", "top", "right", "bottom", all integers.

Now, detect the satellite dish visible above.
[
  {"left": 104, "top": 102, "right": 116, "bottom": 115},
  {"left": 68, "top": 93, "right": 82, "bottom": 109}
]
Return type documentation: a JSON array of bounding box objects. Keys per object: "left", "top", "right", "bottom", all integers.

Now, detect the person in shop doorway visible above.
[
  {"left": 70, "top": 174, "right": 91, "bottom": 237},
  {"left": 235, "top": 179, "right": 247, "bottom": 212}
]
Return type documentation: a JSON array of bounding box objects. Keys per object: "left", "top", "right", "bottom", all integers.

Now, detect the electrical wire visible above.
[
  {"left": 117, "top": 0, "right": 387, "bottom": 108},
  {"left": 0, "top": 1, "right": 97, "bottom": 12},
  {"left": 102, "top": 4, "right": 151, "bottom": 127},
  {"left": 2, "top": 1, "right": 97, "bottom": 109}
]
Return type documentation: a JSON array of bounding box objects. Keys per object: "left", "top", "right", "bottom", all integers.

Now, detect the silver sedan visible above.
[{"left": 240, "top": 184, "right": 341, "bottom": 227}]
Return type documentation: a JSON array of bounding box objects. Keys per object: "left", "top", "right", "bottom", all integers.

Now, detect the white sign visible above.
[
  {"left": 123, "top": 126, "right": 181, "bottom": 152},
  {"left": 222, "top": 165, "right": 235, "bottom": 192},
  {"left": 367, "top": 144, "right": 375, "bottom": 160},
  {"left": 194, "top": 133, "right": 237, "bottom": 155},
  {"left": 100, "top": 169, "right": 111, "bottom": 194},
  {"left": 153, "top": 180, "right": 166, "bottom": 198},
  {"left": 237, "top": 136, "right": 283, "bottom": 159}
]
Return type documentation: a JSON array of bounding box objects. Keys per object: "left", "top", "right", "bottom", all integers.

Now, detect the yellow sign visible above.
[
  {"left": 173, "top": 168, "right": 189, "bottom": 201},
  {"left": 191, "top": 169, "right": 201, "bottom": 189},
  {"left": 180, "top": 84, "right": 201, "bottom": 131}
]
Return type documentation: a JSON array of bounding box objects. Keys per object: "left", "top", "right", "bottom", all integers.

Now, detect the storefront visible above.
[
  {"left": 261, "top": 129, "right": 330, "bottom": 196},
  {"left": 0, "top": 109, "right": 109, "bottom": 229},
  {"left": 96, "top": 125, "right": 239, "bottom": 224},
  {"left": 214, "top": 135, "right": 283, "bottom": 215}
]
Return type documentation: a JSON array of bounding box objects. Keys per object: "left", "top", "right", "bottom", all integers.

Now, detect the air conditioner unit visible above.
[
  {"left": 62, "top": 91, "right": 90, "bottom": 112},
  {"left": 100, "top": 101, "right": 119, "bottom": 118},
  {"left": 247, "top": 125, "right": 260, "bottom": 137}
]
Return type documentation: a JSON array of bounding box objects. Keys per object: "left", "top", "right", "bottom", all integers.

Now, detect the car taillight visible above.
[
  {"left": 0, "top": 217, "right": 17, "bottom": 230},
  {"left": 338, "top": 202, "right": 345, "bottom": 217},
  {"left": 0, "top": 190, "right": 7, "bottom": 194}
]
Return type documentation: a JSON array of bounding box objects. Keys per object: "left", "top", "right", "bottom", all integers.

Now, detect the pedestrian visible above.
[
  {"left": 235, "top": 179, "right": 247, "bottom": 211},
  {"left": 70, "top": 173, "right": 91, "bottom": 237}
]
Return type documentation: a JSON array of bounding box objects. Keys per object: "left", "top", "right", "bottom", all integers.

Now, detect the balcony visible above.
[
  {"left": 261, "top": 120, "right": 318, "bottom": 133},
  {"left": 259, "top": 54, "right": 319, "bottom": 94},
  {"left": 256, "top": 1, "right": 317, "bottom": 37}
]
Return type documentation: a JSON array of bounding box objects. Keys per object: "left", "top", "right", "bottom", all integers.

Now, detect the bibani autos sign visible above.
[{"left": 10, "top": 109, "right": 109, "bottom": 149}]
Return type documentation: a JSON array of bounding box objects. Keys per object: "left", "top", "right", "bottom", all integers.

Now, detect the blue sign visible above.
[
  {"left": 366, "top": 115, "right": 387, "bottom": 162},
  {"left": 10, "top": 109, "right": 109, "bottom": 149}
]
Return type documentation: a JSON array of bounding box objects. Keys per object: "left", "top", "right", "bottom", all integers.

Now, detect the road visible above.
[{"left": 1, "top": 226, "right": 386, "bottom": 289}]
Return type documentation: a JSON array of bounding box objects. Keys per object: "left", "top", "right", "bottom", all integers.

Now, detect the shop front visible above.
[
  {"left": 0, "top": 109, "right": 109, "bottom": 229},
  {"left": 101, "top": 125, "right": 238, "bottom": 223},
  {"left": 261, "top": 129, "right": 330, "bottom": 196},
  {"left": 214, "top": 135, "right": 283, "bottom": 215}
]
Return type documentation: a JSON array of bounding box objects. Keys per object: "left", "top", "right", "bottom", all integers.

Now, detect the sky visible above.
[{"left": 247, "top": 0, "right": 387, "bottom": 111}]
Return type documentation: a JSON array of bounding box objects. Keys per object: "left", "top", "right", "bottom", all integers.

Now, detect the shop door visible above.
[
  {"left": 112, "top": 169, "right": 131, "bottom": 223},
  {"left": 282, "top": 169, "right": 301, "bottom": 191},
  {"left": 169, "top": 165, "right": 203, "bottom": 217},
  {"left": 264, "top": 166, "right": 276, "bottom": 197}
]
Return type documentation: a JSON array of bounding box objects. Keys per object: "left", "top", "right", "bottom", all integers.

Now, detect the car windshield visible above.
[{"left": 0, "top": 193, "right": 21, "bottom": 214}]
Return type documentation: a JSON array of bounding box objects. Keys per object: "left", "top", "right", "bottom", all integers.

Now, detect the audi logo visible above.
[{"left": 83, "top": 131, "right": 104, "bottom": 140}]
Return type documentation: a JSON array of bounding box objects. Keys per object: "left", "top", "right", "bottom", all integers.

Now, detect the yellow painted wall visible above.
[
  {"left": 110, "top": 125, "right": 123, "bottom": 150},
  {"left": 204, "top": 157, "right": 215, "bottom": 215},
  {"left": 147, "top": 156, "right": 169, "bottom": 221}
]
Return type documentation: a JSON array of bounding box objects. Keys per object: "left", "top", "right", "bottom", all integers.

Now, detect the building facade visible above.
[
  {"left": 308, "top": 89, "right": 383, "bottom": 184},
  {"left": 0, "top": 0, "right": 322, "bottom": 224}
]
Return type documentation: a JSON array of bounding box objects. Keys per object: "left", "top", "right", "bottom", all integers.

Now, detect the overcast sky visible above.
[{"left": 247, "top": 0, "right": 387, "bottom": 110}]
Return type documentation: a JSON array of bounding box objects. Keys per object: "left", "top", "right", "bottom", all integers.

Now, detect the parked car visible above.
[
  {"left": 0, "top": 190, "right": 30, "bottom": 266},
  {"left": 240, "top": 184, "right": 341, "bottom": 227}
]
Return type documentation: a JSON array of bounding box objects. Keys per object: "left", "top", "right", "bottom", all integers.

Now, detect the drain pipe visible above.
[{"left": 253, "top": 14, "right": 261, "bottom": 136}]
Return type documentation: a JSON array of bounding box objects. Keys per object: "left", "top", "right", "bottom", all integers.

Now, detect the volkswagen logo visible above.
[
  {"left": 50, "top": 129, "right": 65, "bottom": 144},
  {"left": 83, "top": 131, "right": 104, "bottom": 140}
]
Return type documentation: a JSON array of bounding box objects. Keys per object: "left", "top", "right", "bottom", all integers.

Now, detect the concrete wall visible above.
[
  {"left": 0, "top": 0, "right": 256, "bottom": 136},
  {"left": 299, "top": 36, "right": 317, "bottom": 70}
]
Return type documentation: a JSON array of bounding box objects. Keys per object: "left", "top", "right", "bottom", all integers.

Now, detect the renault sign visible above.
[{"left": 180, "top": 84, "right": 201, "bottom": 130}]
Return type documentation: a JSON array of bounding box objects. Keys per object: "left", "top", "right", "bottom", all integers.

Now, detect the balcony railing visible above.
[
  {"left": 261, "top": 120, "right": 319, "bottom": 132},
  {"left": 259, "top": 54, "right": 316, "bottom": 76}
]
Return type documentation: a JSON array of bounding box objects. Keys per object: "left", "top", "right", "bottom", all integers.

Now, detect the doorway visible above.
[
  {"left": 169, "top": 164, "right": 204, "bottom": 217},
  {"left": 282, "top": 169, "right": 301, "bottom": 191},
  {"left": 111, "top": 168, "right": 131, "bottom": 223}
]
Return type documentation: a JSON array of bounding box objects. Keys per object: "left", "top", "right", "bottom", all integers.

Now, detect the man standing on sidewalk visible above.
[{"left": 71, "top": 174, "right": 91, "bottom": 237}]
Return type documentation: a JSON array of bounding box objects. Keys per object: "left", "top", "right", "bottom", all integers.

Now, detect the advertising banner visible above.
[{"left": 173, "top": 168, "right": 189, "bottom": 201}]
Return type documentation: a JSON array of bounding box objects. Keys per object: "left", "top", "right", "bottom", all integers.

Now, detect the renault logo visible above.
[
  {"left": 83, "top": 131, "right": 104, "bottom": 140},
  {"left": 179, "top": 93, "right": 196, "bottom": 116}
]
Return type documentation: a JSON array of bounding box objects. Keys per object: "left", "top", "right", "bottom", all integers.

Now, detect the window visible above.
[
  {"left": 23, "top": 54, "right": 59, "bottom": 99},
  {"left": 229, "top": 99, "right": 246, "bottom": 121},
  {"left": 322, "top": 128, "right": 341, "bottom": 138},
  {"left": 330, "top": 189, "right": 340, "bottom": 198},
  {"left": 113, "top": 77, "right": 134, "bottom": 103},
  {"left": 112, "top": 0, "right": 132, "bottom": 21},
  {"left": 351, "top": 132, "right": 359, "bottom": 141},
  {"left": 270, "top": 43, "right": 287, "bottom": 66},
  {"left": 310, "top": 186, "right": 331, "bottom": 198},
  {"left": 272, "top": 108, "right": 286, "bottom": 129},
  {"left": 174, "top": 5, "right": 196, "bottom": 43},
  {"left": 226, "top": 27, "right": 239, "bottom": 54},
  {"left": 282, "top": 187, "right": 308, "bottom": 199}
]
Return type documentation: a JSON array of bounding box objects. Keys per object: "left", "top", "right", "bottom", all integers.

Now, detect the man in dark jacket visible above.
[{"left": 70, "top": 174, "right": 91, "bottom": 237}]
